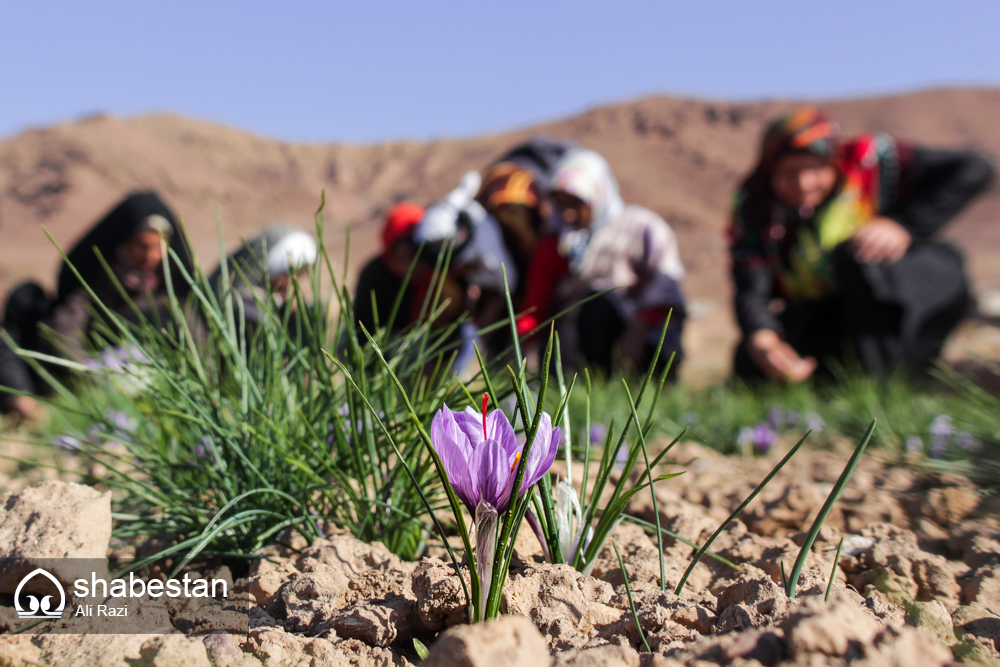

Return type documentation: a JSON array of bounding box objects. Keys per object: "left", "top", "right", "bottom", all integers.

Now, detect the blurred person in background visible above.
[
  {"left": 413, "top": 171, "right": 518, "bottom": 369},
  {"left": 210, "top": 223, "right": 318, "bottom": 337},
  {"left": 472, "top": 137, "right": 576, "bottom": 353},
  {"left": 353, "top": 202, "right": 425, "bottom": 336},
  {"left": 729, "top": 107, "right": 995, "bottom": 382},
  {"left": 0, "top": 190, "right": 192, "bottom": 418},
  {"left": 517, "top": 148, "right": 687, "bottom": 377},
  {"left": 476, "top": 136, "right": 576, "bottom": 283}
]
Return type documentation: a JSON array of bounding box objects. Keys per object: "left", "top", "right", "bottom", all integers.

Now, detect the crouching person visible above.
[
  {"left": 0, "top": 191, "right": 193, "bottom": 414},
  {"left": 518, "top": 148, "right": 687, "bottom": 377},
  {"left": 729, "top": 107, "right": 995, "bottom": 381}
]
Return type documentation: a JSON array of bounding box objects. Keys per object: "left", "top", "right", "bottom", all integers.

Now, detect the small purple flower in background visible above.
[
  {"left": 767, "top": 407, "right": 785, "bottom": 430},
  {"left": 929, "top": 414, "right": 953, "bottom": 438},
  {"left": 337, "top": 403, "right": 351, "bottom": 417},
  {"left": 752, "top": 423, "right": 778, "bottom": 454},
  {"left": 929, "top": 414, "right": 952, "bottom": 458},
  {"left": 906, "top": 435, "right": 924, "bottom": 454},
  {"left": 955, "top": 431, "right": 981, "bottom": 452},
  {"left": 195, "top": 436, "right": 215, "bottom": 462},
  {"left": 54, "top": 434, "right": 82, "bottom": 451},
  {"left": 106, "top": 410, "right": 136, "bottom": 433},
  {"left": 681, "top": 411, "right": 700, "bottom": 427},
  {"left": 589, "top": 423, "right": 607, "bottom": 446},
  {"left": 785, "top": 410, "right": 800, "bottom": 427},
  {"left": 805, "top": 413, "right": 825, "bottom": 433},
  {"left": 613, "top": 445, "right": 630, "bottom": 471}
]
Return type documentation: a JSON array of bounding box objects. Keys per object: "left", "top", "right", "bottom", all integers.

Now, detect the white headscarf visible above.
[
  {"left": 550, "top": 149, "right": 626, "bottom": 271},
  {"left": 267, "top": 230, "right": 317, "bottom": 278},
  {"left": 550, "top": 149, "right": 625, "bottom": 233},
  {"left": 413, "top": 171, "right": 517, "bottom": 291}
]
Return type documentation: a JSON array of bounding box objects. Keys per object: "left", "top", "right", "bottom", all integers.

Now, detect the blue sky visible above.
[{"left": 1, "top": 1, "right": 997, "bottom": 143}]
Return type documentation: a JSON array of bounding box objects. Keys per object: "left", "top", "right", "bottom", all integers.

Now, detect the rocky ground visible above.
[{"left": 1, "top": 439, "right": 999, "bottom": 666}]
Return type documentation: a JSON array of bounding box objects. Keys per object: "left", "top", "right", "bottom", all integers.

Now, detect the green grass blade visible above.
[
  {"left": 614, "top": 541, "right": 650, "bottom": 653},
  {"left": 675, "top": 430, "right": 811, "bottom": 595},
  {"left": 787, "top": 420, "right": 874, "bottom": 598}
]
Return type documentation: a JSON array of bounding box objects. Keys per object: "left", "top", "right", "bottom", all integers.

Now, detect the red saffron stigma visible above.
[{"left": 482, "top": 393, "right": 489, "bottom": 440}]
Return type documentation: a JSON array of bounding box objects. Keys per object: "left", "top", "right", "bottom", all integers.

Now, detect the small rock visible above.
[
  {"left": 923, "top": 486, "right": 979, "bottom": 527},
  {"left": 327, "top": 595, "right": 416, "bottom": 647},
  {"left": 0, "top": 481, "right": 112, "bottom": 593},
  {"left": 249, "top": 561, "right": 300, "bottom": 607},
  {"left": 904, "top": 599, "right": 956, "bottom": 645},
  {"left": 272, "top": 564, "right": 348, "bottom": 632},
  {"left": 203, "top": 631, "right": 244, "bottom": 660},
  {"left": 780, "top": 599, "right": 880, "bottom": 658},
  {"left": 716, "top": 575, "right": 787, "bottom": 619},
  {"left": 553, "top": 643, "right": 639, "bottom": 666},
  {"left": 964, "top": 565, "right": 1000, "bottom": 609},
  {"left": 953, "top": 605, "right": 1000, "bottom": 652},
  {"left": 722, "top": 629, "right": 784, "bottom": 666},
  {"left": 423, "top": 615, "right": 552, "bottom": 667},
  {"left": 839, "top": 534, "right": 875, "bottom": 558},
  {"left": 412, "top": 557, "right": 467, "bottom": 630},
  {"left": 135, "top": 635, "right": 213, "bottom": 667}
]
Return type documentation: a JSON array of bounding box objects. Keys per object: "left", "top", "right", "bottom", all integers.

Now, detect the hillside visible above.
[{"left": 1, "top": 88, "right": 997, "bottom": 381}]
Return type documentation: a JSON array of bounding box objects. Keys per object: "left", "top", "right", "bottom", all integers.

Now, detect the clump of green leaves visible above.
[{"left": 22, "top": 197, "right": 481, "bottom": 572}]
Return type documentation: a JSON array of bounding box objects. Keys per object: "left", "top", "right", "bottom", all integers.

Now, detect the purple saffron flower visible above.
[
  {"left": 589, "top": 423, "right": 607, "bottom": 445},
  {"left": 929, "top": 414, "right": 953, "bottom": 439},
  {"left": 430, "top": 397, "right": 560, "bottom": 516},
  {"left": 195, "top": 437, "right": 215, "bottom": 462},
  {"left": 613, "top": 445, "right": 630, "bottom": 471},
  {"left": 752, "top": 422, "right": 778, "bottom": 453},
  {"left": 767, "top": 407, "right": 785, "bottom": 430},
  {"left": 54, "top": 434, "right": 82, "bottom": 451},
  {"left": 929, "top": 414, "right": 952, "bottom": 458}
]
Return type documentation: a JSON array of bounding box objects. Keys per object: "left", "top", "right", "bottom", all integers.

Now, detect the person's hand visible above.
[
  {"left": 850, "top": 217, "right": 912, "bottom": 264},
  {"left": 746, "top": 329, "right": 817, "bottom": 382},
  {"left": 9, "top": 395, "right": 43, "bottom": 422}
]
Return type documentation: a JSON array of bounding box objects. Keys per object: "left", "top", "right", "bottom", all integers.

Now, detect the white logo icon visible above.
[{"left": 14, "top": 568, "right": 66, "bottom": 619}]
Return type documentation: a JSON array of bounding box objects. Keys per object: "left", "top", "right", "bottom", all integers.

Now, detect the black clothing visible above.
[
  {"left": 57, "top": 191, "right": 191, "bottom": 304},
  {"left": 353, "top": 256, "right": 412, "bottom": 336},
  {"left": 572, "top": 291, "right": 684, "bottom": 379},
  {"left": 492, "top": 136, "right": 577, "bottom": 193},
  {"left": 734, "top": 242, "right": 970, "bottom": 379},
  {"left": 0, "top": 191, "right": 191, "bottom": 409},
  {"left": 731, "top": 145, "right": 993, "bottom": 378}
]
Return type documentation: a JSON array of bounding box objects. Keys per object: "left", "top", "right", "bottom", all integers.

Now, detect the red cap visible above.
[{"left": 383, "top": 202, "right": 424, "bottom": 251}]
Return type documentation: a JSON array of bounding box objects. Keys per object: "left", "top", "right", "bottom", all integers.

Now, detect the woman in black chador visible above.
[{"left": 0, "top": 191, "right": 192, "bottom": 417}]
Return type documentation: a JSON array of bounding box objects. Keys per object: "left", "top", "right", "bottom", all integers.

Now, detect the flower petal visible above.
[
  {"left": 431, "top": 407, "right": 476, "bottom": 512},
  {"left": 454, "top": 407, "right": 485, "bottom": 449},
  {"left": 520, "top": 412, "right": 560, "bottom": 493},
  {"left": 469, "top": 438, "right": 511, "bottom": 513},
  {"left": 487, "top": 409, "right": 518, "bottom": 456}
]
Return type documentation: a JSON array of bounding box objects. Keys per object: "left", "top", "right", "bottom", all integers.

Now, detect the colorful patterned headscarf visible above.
[
  {"left": 758, "top": 106, "right": 839, "bottom": 174},
  {"left": 476, "top": 163, "right": 541, "bottom": 211}
]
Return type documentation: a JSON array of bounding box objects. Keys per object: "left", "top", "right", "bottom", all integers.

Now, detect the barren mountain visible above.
[{"left": 0, "top": 88, "right": 997, "bottom": 381}]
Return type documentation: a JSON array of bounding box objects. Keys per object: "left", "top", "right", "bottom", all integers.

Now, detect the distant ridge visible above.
[{"left": 1, "top": 88, "right": 997, "bottom": 379}]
